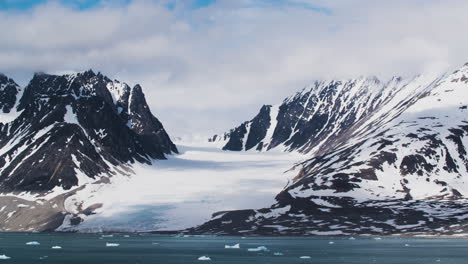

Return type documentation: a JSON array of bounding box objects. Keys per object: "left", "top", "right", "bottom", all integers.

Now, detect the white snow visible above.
[
  {"left": 261, "top": 104, "right": 279, "bottom": 148},
  {"left": 242, "top": 123, "right": 251, "bottom": 150},
  {"left": 63, "top": 105, "right": 79, "bottom": 124},
  {"left": 106, "top": 81, "right": 129, "bottom": 106},
  {"left": 0, "top": 84, "right": 23, "bottom": 124}
]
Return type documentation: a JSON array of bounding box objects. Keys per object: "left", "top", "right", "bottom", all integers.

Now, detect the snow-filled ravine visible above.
[{"left": 58, "top": 140, "right": 303, "bottom": 232}]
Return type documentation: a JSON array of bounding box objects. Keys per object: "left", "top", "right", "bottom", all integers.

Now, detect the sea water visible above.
[{"left": 0, "top": 233, "right": 466, "bottom": 263}]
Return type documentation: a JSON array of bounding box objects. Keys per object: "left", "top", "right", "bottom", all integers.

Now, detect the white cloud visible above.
[{"left": 1, "top": 0, "right": 468, "bottom": 136}]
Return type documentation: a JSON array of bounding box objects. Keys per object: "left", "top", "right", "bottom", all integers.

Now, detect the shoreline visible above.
[{"left": 2, "top": 230, "right": 467, "bottom": 239}]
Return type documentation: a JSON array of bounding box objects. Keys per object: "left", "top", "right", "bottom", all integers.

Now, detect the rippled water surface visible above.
[{"left": 0, "top": 233, "right": 466, "bottom": 263}]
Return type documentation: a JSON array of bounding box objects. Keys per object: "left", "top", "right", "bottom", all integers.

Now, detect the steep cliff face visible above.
[
  {"left": 212, "top": 74, "right": 440, "bottom": 155},
  {"left": 195, "top": 64, "right": 468, "bottom": 236},
  {"left": 0, "top": 74, "right": 20, "bottom": 114},
  {"left": 0, "top": 70, "right": 177, "bottom": 193}
]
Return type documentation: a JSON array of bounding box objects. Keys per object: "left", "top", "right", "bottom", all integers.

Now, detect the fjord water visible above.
[{"left": 0, "top": 233, "right": 466, "bottom": 264}]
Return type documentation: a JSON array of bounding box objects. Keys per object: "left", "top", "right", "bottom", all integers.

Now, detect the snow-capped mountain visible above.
[
  {"left": 0, "top": 70, "right": 177, "bottom": 231},
  {"left": 0, "top": 74, "right": 20, "bottom": 115},
  {"left": 210, "top": 74, "right": 441, "bottom": 154},
  {"left": 0, "top": 70, "right": 176, "bottom": 192},
  {"left": 195, "top": 64, "right": 468, "bottom": 236}
]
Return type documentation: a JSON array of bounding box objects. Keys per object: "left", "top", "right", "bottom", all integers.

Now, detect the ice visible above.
[
  {"left": 328, "top": 241, "right": 334, "bottom": 244},
  {"left": 26, "top": 241, "right": 40, "bottom": 245},
  {"left": 224, "top": 243, "right": 240, "bottom": 249},
  {"left": 61, "top": 142, "right": 301, "bottom": 232},
  {"left": 101, "top": 235, "right": 113, "bottom": 238},
  {"left": 0, "top": 255, "right": 10, "bottom": 260},
  {"left": 300, "top": 256, "right": 311, "bottom": 259},
  {"left": 198, "top": 256, "right": 211, "bottom": 261},
  {"left": 51, "top": 246, "right": 62, "bottom": 249},
  {"left": 405, "top": 244, "right": 410, "bottom": 247},
  {"left": 106, "top": 243, "right": 120, "bottom": 247},
  {"left": 349, "top": 237, "right": 356, "bottom": 240},
  {"left": 273, "top": 252, "right": 284, "bottom": 256},
  {"left": 247, "top": 246, "right": 269, "bottom": 252},
  {"left": 374, "top": 237, "right": 382, "bottom": 240}
]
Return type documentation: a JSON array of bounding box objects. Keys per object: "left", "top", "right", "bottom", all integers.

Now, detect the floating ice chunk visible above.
[
  {"left": 247, "top": 246, "right": 269, "bottom": 252},
  {"left": 225, "top": 243, "right": 240, "bottom": 249},
  {"left": 152, "top": 242, "right": 159, "bottom": 245},
  {"left": 405, "top": 244, "right": 410, "bottom": 247},
  {"left": 0, "top": 255, "right": 10, "bottom": 259},
  {"left": 328, "top": 241, "right": 334, "bottom": 244},
  {"left": 51, "top": 246, "right": 62, "bottom": 249},
  {"left": 124, "top": 235, "right": 130, "bottom": 238},
  {"left": 106, "top": 243, "right": 120, "bottom": 247},
  {"left": 374, "top": 237, "right": 382, "bottom": 240},
  {"left": 273, "top": 252, "right": 284, "bottom": 256},
  {"left": 101, "top": 235, "right": 113, "bottom": 238},
  {"left": 349, "top": 237, "right": 356, "bottom": 240},
  {"left": 26, "top": 241, "right": 40, "bottom": 245},
  {"left": 198, "top": 256, "right": 211, "bottom": 261},
  {"left": 300, "top": 256, "right": 311, "bottom": 259}
]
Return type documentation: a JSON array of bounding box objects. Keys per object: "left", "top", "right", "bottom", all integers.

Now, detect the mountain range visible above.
[
  {"left": 0, "top": 63, "right": 467, "bottom": 236},
  {"left": 199, "top": 64, "right": 468, "bottom": 236},
  {"left": 0, "top": 70, "right": 176, "bottom": 231}
]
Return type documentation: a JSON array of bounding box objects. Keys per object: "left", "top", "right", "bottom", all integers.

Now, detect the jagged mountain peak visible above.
[
  {"left": 194, "top": 63, "right": 468, "bottom": 237},
  {"left": 211, "top": 73, "right": 429, "bottom": 154},
  {"left": 0, "top": 73, "right": 20, "bottom": 114},
  {"left": 0, "top": 71, "right": 177, "bottom": 193}
]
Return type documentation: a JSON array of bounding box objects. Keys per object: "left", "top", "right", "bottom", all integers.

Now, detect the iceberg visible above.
[
  {"left": 0, "top": 255, "right": 10, "bottom": 260},
  {"left": 300, "top": 256, "right": 311, "bottom": 259},
  {"left": 273, "top": 252, "right": 284, "bottom": 256},
  {"left": 247, "top": 246, "right": 269, "bottom": 252},
  {"left": 225, "top": 243, "right": 240, "bottom": 249},
  {"left": 106, "top": 243, "right": 120, "bottom": 247},
  {"left": 26, "top": 241, "right": 40, "bottom": 246},
  {"left": 328, "top": 241, "right": 334, "bottom": 244},
  {"left": 198, "top": 256, "right": 211, "bottom": 261},
  {"left": 51, "top": 246, "right": 62, "bottom": 249}
]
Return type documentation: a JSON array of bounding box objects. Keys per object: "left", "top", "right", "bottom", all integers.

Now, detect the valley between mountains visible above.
[{"left": 0, "top": 62, "right": 467, "bottom": 237}]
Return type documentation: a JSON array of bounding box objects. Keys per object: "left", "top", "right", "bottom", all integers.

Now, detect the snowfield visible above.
[{"left": 58, "top": 140, "right": 302, "bottom": 232}]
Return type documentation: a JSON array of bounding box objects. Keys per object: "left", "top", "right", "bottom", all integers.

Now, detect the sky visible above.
[{"left": 1, "top": 0, "right": 468, "bottom": 138}]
